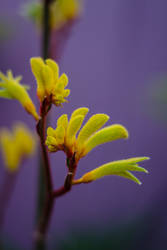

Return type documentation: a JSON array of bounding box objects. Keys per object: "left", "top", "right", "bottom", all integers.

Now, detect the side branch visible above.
[{"left": 53, "top": 157, "right": 77, "bottom": 198}]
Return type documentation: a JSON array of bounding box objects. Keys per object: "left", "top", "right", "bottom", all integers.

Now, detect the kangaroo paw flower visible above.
[
  {"left": 0, "top": 70, "right": 39, "bottom": 121},
  {"left": 46, "top": 108, "right": 149, "bottom": 186},
  {"left": 45, "top": 107, "right": 128, "bottom": 160},
  {"left": 72, "top": 157, "right": 149, "bottom": 185},
  {"left": 30, "top": 57, "right": 70, "bottom": 106},
  {"left": 23, "top": 0, "right": 82, "bottom": 31},
  {"left": 0, "top": 123, "right": 36, "bottom": 172}
]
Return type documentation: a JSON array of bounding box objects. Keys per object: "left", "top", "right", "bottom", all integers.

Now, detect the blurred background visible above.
[{"left": 0, "top": 0, "right": 166, "bottom": 249}]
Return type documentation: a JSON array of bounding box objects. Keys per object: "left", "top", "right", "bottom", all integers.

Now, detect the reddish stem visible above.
[
  {"left": 36, "top": 100, "right": 53, "bottom": 197},
  {"left": 35, "top": 156, "right": 77, "bottom": 244},
  {"left": 35, "top": 100, "right": 53, "bottom": 249}
]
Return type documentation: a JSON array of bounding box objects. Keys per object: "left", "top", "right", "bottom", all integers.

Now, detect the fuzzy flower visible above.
[
  {"left": 50, "top": 0, "right": 82, "bottom": 30},
  {"left": 23, "top": 0, "right": 82, "bottom": 30},
  {"left": 46, "top": 107, "right": 149, "bottom": 185},
  {"left": 0, "top": 70, "right": 39, "bottom": 121},
  {"left": 46, "top": 107, "right": 128, "bottom": 161},
  {"left": 30, "top": 57, "right": 70, "bottom": 106},
  {"left": 72, "top": 157, "right": 149, "bottom": 185},
  {"left": 0, "top": 123, "right": 36, "bottom": 172}
]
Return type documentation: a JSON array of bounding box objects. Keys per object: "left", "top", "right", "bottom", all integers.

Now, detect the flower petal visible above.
[
  {"left": 47, "top": 127, "right": 57, "bottom": 137},
  {"left": 0, "top": 90, "right": 12, "bottom": 99},
  {"left": 30, "top": 57, "right": 45, "bottom": 101},
  {"left": 57, "top": 114, "right": 68, "bottom": 131},
  {"left": 41, "top": 64, "right": 54, "bottom": 94},
  {"left": 76, "top": 114, "right": 109, "bottom": 154},
  {"left": 58, "top": 73, "right": 68, "bottom": 88},
  {"left": 70, "top": 107, "right": 89, "bottom": 119},
  {"left": 46, "top": 135, "right": 58, "bottom": 146},
  {"left": 55, "top": 125, "right": 65, "bottom": 145},
  {"left": 115, "top": 171, "right": 142, "bottom": 185},
  {"left": 83, "top": 124, "right": 128, "bottom": 155},
  {"left": 46, "top": 59, "right": 59, "bottom": 81},
  {"left": 63, "top": 89, "right": 70, "bottom": 97},
  {"left": 66, "top": 115, "right": 85, "bottom": 147}
]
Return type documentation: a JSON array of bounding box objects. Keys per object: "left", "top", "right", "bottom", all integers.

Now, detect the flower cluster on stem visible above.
[{"left": 0, "top": 56, "right": 150, "bottom": 245}]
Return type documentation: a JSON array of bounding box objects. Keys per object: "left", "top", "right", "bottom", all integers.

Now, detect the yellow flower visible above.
[
  {"left": 50, "top": 0, "right": 82, "bottom": 30},
  {"left": 72, "top": 157, "right": 149, "bottom": 185},
  {"left": 46, "top": 107, "right": 128, "bottom": 161},
  {"left": 30, "top": 57, "right": 70, "bottom": 106},
  {"left": 46, "top": 107, "right": 149, "bottom": 185},
  {"left": 23, "top": 0, "right": 82, "bottom": 30},
  {"left": 0, "top": 123, "right": 36, "bottom": 172},
  {"left": 0, "top": 70, "right": 39, "bottom": 121}
]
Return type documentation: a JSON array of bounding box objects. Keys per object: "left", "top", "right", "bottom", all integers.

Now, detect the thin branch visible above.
[{"left": 36, "top": 115, "right": 53, "bottom": 196}]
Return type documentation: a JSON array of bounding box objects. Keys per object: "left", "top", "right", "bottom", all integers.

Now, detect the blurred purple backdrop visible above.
[{"left": 0, "top": 0, "right": 167, "bottom": 249}]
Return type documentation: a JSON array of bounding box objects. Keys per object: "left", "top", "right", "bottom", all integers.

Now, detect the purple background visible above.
[{"left": 0, "top": 0, "right": 167, "bottom": 249}]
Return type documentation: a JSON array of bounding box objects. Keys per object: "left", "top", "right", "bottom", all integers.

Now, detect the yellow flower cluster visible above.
[
  {"left": 46, "top": 107, "right": 128, "bottom": 161},
  {"left": 0, "top": 71, "right": 39, "bottom": 121},
  {"left": 73, "top": 157, "right": 149, "bottom": 185},
  {"left": 30, "top": 57, "right": 70, "bottom": 106},
  {"left": 46, "top": 108, "right": 149, "bottom": 184},
  {"left": 0, "top": 123, "right": 36, "bottom": 172},
  {"left": 0, "top": 56, "right": 149, "bottom": 185}
]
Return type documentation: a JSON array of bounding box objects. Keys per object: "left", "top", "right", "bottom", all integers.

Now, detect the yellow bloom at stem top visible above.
[
  {"left": 46, "top": 107, "right": 128, "bottom": 161},
  {"left": 23, "top": 0, "right": 82, "bottom": 30},
  {"left": 0, "top": 123, "right": 36, "bottom": 172},
  {"left": 0, "top": 70, "right": 39, "bottom": 121},
  {"left": 30, "top": 57, "right": 70, "bottom": 106}
]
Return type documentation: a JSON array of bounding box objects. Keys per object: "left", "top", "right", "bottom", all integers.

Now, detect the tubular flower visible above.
[
  {"left": 23, "top": 0, "right": 82, "bottom": 30},
  {"left": 50, "top": 0, "right": 82, "bottom": 30},
  {"left": 46, "top": 107, "right": 128, "bottom": 161},
  {"left": 0, "top": 70, "right": 39, "bottom": 121},
  {"left": 0, "top": 123, "right": 36, "bottom": 172},
  {"left": 72, "top": 157, "right": 149, "bottom": 185},
  {"left": 30, "top": 57, "right": 70, "bottom": 106}
]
